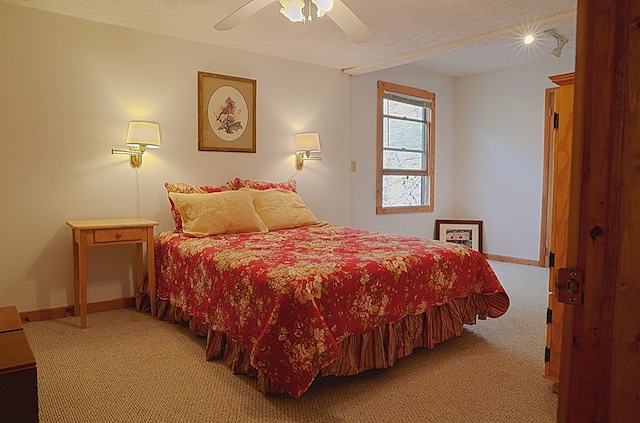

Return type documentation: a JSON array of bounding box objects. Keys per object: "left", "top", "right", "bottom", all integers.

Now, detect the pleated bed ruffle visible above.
[{"left": 136, "top": 287, "right": 508, "bottom": 394}]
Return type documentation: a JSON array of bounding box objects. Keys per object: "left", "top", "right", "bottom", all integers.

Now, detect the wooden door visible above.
[
  {"left": 558, "top": 0, "right": 640, "bottom": 421},
  {"left": 543, "top": 74, "right": 574, "bottom": 389},
  {"left": 539, "top": 88, "right": 556, "bottom": 268}
]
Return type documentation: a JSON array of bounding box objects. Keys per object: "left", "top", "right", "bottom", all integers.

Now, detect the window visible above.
[{"left": 376, "top": 81, "right": 435, "bottom": 214}]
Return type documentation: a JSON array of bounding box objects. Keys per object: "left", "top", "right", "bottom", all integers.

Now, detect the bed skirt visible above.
[{"left": 136, "top": 288, "right": 495, "bottom": 394}]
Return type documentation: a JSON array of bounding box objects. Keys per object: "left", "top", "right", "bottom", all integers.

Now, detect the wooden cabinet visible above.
[
  {"left": 543, "top": 72, "right": 575, "bottom": 390},
  {"left": 0, "top": 306, "right": 23, "bottom": 332},
  {"left": 0, "top": 305, "right": 38, "bottom": 422}
]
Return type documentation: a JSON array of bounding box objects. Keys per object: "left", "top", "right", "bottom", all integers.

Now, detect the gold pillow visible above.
[
  {"left": 168, "top": 190, "right": 267, "bottom": 236},
  {"left": 164, "top": 180, "right": 234, "bottom": 231},
  {"left": 241, "top": 188, "right": 320, "bottom": 230}
]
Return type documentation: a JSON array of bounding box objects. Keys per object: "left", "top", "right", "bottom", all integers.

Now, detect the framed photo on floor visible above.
[
  {"left": 198, "top": 71, "right": 256, "bottom": 153},
  {"left": 435, "top": 219, "right": 483, "bottom": 252}
]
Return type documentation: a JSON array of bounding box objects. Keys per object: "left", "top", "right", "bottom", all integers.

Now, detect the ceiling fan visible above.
[{"left": 214, "top": 0, "right": 374, "bottom": 44}]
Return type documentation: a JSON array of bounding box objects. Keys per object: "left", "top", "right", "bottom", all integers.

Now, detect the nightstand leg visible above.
[
  {"left": 78, "top": 234, "right": 88, "bottom": 329},
  {"left": 136, "top": 243, "right": 144, "bottom": 296},
  {"left": 72, "top": 234, "right": 80, "bottom": 317},
  {"left": 146, "top": 227, "right": 156, "bottom": 317}
]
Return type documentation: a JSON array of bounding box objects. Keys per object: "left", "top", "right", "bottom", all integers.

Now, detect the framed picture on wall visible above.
[
  {"left": 198, "top": 71, "right": 256, "bottom": 153},
  {"left": 435, "top": 219, "right": 483, "bottom": 253}
]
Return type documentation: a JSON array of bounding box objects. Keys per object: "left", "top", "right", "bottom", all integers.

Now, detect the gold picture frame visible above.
[
  {"left": 198, "top": 71, "right": 256, "bottom": 152},
  {"left": 435, "top": 219, "right": 483, "bottom": 252}
]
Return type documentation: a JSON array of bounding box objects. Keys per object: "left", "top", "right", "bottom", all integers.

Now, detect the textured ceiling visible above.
[{"left": 3, "top": 0, "right": 577, "bottom": 76}]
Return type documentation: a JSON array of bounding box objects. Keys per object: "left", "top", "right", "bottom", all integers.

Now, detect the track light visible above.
[{"left": 545, "top": 28, "right": 568, "bottom": 57}]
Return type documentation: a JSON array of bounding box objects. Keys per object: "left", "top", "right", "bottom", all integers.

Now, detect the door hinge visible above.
[
  {"left": 545, "top": 347, "right": 551, "bottom": 363},
  {"left": 549, "top": 252, "right": 555, "bottom": 268},
  {"left": 556, "top": 268, "right": 584, "bottom": 305},
  {"left": 553, "top": 112, "right": 559, "bottom": 129},
  {"left": 546, "top": 307, "right": 553, "bottom": 324}
]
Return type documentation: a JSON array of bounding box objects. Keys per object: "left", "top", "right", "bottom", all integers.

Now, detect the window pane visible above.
[
  {"left": 382, "top": 175, "right": 428, "bottom": 207},
  {"left": 384, "top": 118, "right": 425, "bottom": 150},
  {"left": 377, "top": 81, "right": 435, "bottom": 213},
  {"left": 385, "top": 99, "right": 423, "bottom": 120},
  {"left": 383, "top": 150, "right": 424, "bottom": 170}
]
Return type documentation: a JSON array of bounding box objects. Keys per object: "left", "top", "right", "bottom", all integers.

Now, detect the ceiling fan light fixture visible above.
[
  {"left": 280, "top": 0, "right": 305, "bottom": 22},
  {"left": 279, "top": 0, "right": 333, "bottom": 22},
  {"left": 312, "top": 0, "right": 334, "bottom": 17},
  {"left": 215, "top": 0, "right": 372, "bottom": 44}
]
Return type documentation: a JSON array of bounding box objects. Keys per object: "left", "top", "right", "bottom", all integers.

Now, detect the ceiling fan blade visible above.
[
  {"left": 326, "top": 0, "right": 374, "bottom": 44},
  {"left": 214, "top": 0, "right": 275, "bottom": 31}
]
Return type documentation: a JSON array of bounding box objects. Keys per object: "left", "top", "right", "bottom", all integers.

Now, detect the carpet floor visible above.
[{"left": 23, "top": 261, "right": 557, "bottom": 422}]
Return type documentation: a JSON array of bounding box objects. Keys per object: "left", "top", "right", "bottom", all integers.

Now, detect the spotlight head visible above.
[
  {"left": 550, "top": 38, "right": 567, "bottom": 57},
  {"left": 544, "top": 28, "right": 569, "bottom": 58}
]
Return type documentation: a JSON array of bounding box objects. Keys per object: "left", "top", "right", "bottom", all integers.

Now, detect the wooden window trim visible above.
[{"left": 376, "top": 80, "right": 435, "bottom": 214}]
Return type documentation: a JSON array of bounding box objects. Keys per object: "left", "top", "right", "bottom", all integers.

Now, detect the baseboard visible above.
[
  {"left": 19, "top": 297, "right": 135, "bottom": 323},
  {"left": 485, "top": 253, "right": 541, "bottom": 267}
]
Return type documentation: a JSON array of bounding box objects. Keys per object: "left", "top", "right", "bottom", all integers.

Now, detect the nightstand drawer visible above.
[{"left": 94, "top": 228, "right": 144, "bottom": 243}]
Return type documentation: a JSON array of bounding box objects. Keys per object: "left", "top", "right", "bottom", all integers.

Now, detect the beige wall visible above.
[
  {"left": 349, "top": 65, "right": 457, "bottom": 238},
  {"left": 454, "top": 59, "right": 574, "bottom": 260},
  {"left": 0, "top": 3, "right": 351, "bottom": 312},
  {"left": 0, "top": 2, "right": 576, "bottom": 314},
  {"left": 350, "top": 61, "right": 576, "bottom": 261}
]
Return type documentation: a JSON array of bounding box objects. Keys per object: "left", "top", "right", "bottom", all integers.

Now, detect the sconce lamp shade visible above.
[
  {"left": 126, "top": 121, "right": 161, "bottom": 148},
  {"left": 112, "top": 120, "right": 161, "bottom": 168},
  {"left": 295, "top": 132, "right": 321, "bottom": 152},
  {"left": 294, "top": 132, "right": 322, "bottom": 171}
]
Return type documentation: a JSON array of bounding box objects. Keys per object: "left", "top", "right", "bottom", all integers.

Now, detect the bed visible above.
[{"left": 136, "top": 179, "right": 509, "bottom": 398}]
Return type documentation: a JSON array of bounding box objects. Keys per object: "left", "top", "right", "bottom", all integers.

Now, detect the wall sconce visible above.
[
  {"left": 544, "top": 28, "right": 568, "bottom": 57},
  {"left": 111, "top": 121, "right": 161, "bottom": 167},
  {"left": 294, "top": 132, "right": 322, "bottom": 170}
]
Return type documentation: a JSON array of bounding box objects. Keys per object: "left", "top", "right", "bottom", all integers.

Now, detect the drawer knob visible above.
[{"left": 115, "top": 232, "right": 122, "bottom": 239}]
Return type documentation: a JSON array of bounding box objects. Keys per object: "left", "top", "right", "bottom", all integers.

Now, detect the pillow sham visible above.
[
  {"left": 232, "top": 177, "right": 297, "bottom": 192},
  {"left": 241, "top": 188, "right": 320, "bottom": 231},
  {"left": 168, "top": 190, "right": 268, "bottom": 237},
  {"left": 165, "top": 181, "right": 234, "bottom": 231}
]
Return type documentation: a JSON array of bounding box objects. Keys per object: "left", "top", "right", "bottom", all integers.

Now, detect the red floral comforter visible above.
[{"left": 154, "top": 225, "right": 509, "bottom": 397}]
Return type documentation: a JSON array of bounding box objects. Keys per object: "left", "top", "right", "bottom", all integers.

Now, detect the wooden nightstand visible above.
[{"left": 66, "top": 218, "right": 159, "bottom": 328}]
